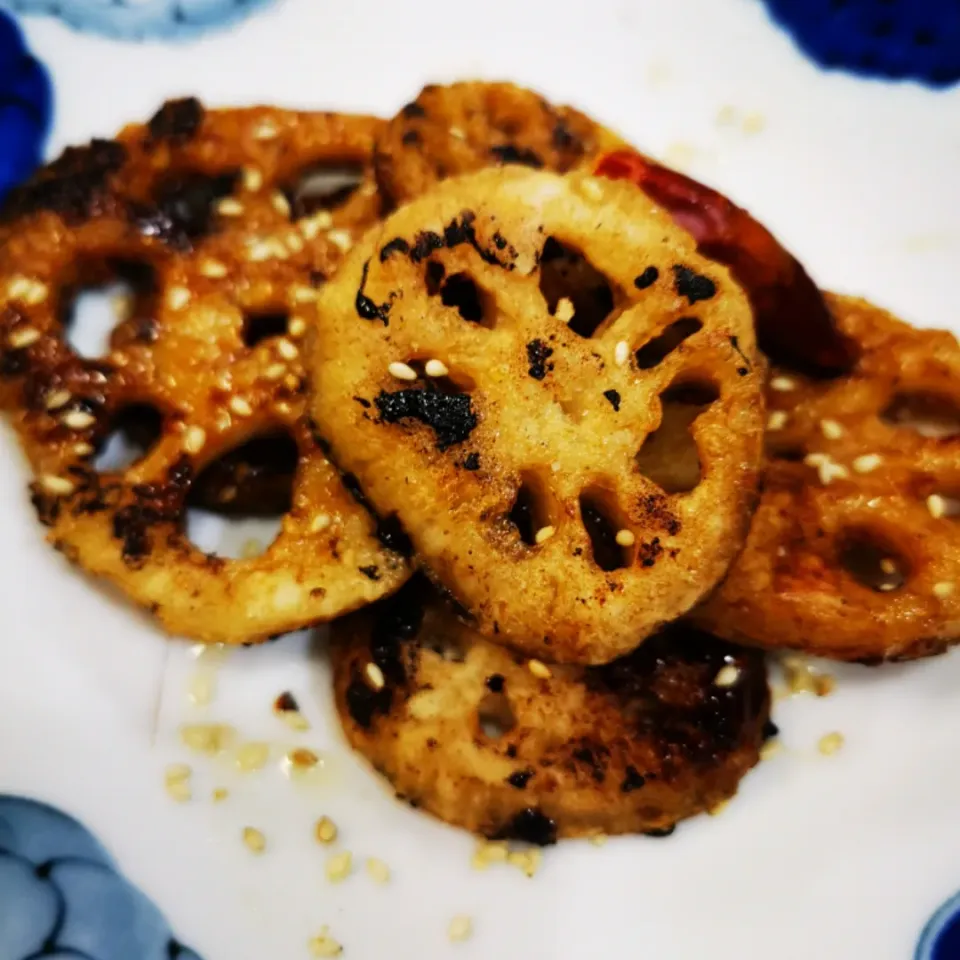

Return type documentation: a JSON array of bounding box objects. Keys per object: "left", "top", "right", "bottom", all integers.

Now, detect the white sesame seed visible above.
[
  {"left": 325, "top": 851, "right": 353, "bottom": 883},
  {"left": 263, "top": 363, "right": 286, "bottom": 381},
  {"left": 73, "top": 442, "right": 94, "bottom": 457},
  {"left": 242, "top": 827, "right": 266, "bottom": 854},
  {"left": 614, "top": 340, "right": 630, "bottom": 366},
  {"left": 300, "top": 210, "right": 333, "bottom": 239},
  {"left": 271, "top": 191, "right": 291, "bottom": 216},
  {"left": 7, "top": 326, "right": 40, "bottom": 349},
  {"left": 39, "top": 474, "right": 74, "bottom": 496},
  {"left": 45, "top": 389, "right": 71, "bottom": 411},
  {"left": 508, "top": 847, "right": 543, "bottom": 877},
  {"left": 770, "top": 376, "right": 797, "bottom": 392},
  {"left": 291, "top": 288, "right": 317, "bottom": 307},
  {"left": 8, "top": 276, "right": 49, "bottom": 305},
  {"left": 183, "top": 426, "right": 206, "bottom": 454},
  {"left": 879, "top": 583, "right": 897, "bottom": 592},
  {"left": 283, "top": 373, "right": 300, "bottom": 391},
  {"left": 471, "top": 839, "right": 509, "bottom": 870},
  {"left": 817, "top": 461, "right": 849, "bottom": 485},
  {"left": 580, "top": 177, "right": 604, "bottom": 201},
  {"left": 555, "top": 297, "right": 575, "bottom": 323},
  {"left": 880, "top": 558, "right": 897, "bottom": 575},
  {"left": 187, "top": 672, "right": 214, "bottom": 706},
  {"left": 528, "top": 659, "right": 552, "bottom": 679},
  {"left": 308, "top": 928, "right": 343, "bottom": 958},
  {"left": 853, "top": 454, "right": 883, "bottom": 474},
  {"left": 590, "top": 833, "right": 609, "bottom": 847},
  {"left": 365, "top": 662, "right": 385, "bottom": 690},
  {"left": 252, "top": 120, "right": 278, "bottom": 140},
  {"left": 235, "top": 741, "right": 270, "bottom": 773},
  {"left": 181, "top": 723, "right": 235, "bottom": 755},
  {"left": 534, "top": 525, "right": 556, "bottom": 545},
  {"left": 246, "top": 237, "right": 288, "bottom": 262},
  {"left": 934, "top": 581, "right": 955, "bottom": 599},
  {"left": 425, "top": 358, "right": 449, "bottom": 378},
  {"left": 242, "top": 167, "right": 263, "bottom": 192},
  {"left": 743, "top": 112, "right": 767, "bottom": 134},
  {"left": 276, "top": 338, "right": 298, "bottom": 361},
  {"left": 287, "top": 748, "right": 320, "bottom": 772},
  {"left": 714, "top": 664, "right": 740, "bottom": 687},
  {"left": 615, "top": 529, "right": 635, "bottom": 547},
  {"left": 767, "top": 410, "right": 788, "bottom": 431},
  {"left": 217, "top": 198, "right": 244, "bottom": 216},
  {"left": 818, "top": 732, "right": 844, "bottom": 756},
  {"left": 166, "top": 286, "right": 191, "bottom": 311},
  {"left": 315, "top": 816, "right": 338, "bottom": 844},
  {"left": 448, "top": 916, "right": 473, "bottom": 943},
  {"left": 310, "top": 513, "right": 332, "bottom": 533},
  {"left": 229, "top": 396, "right": 253, "bottom": 417},
  {"left": 199, "top": 259, "right": 228, "bottom": 278},
  {"left": 366, "top": 858, "right": 391, "bottom": 885},
  {"left": 327, "top": 228, "right": 353, "bottom": 253},
  {"left": 212, "top": 787, "right": 229, "bottom": 803},
  {"left": 388, "top": 361, "right": 418, "bottom": 381},
  {"left": 61, "top": 410, "right": 95, "bottom": 431},
  {"left": 927, "top": 494, "right": 947, "bottom": 519},
  {"left": 288, "top": 315, "right": 308, "bottom": 337},
  {"left": 164, "top": 764, "right": 192, "bottom": 802},
  {"left": 449, "top": 125, "right": 466, "bottom": 140},
  {"left": 820, "top": 419, "right": 844, "bottom": 440}
]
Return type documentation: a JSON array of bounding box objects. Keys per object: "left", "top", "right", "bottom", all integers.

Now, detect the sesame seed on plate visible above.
[
  {"left": 242, "top": 827, "right": 266, "bottom": 854},
  {"left": 164, "top": 764, "right": 192, "bottom": 803},
  {"left": 818, "top": 732, "right": 844, "bottom": 756},
  {"left": 315, "top": 816, "right": 338, "bottom": 845},
  {"left": 388, "top": 361, "right": 418, "bottom": 381},
  {"left": 448, "top": 916, "right": 473, "bottom": 943},
  {"left": 180, "top": 723, "right": 235, "bottom": 755},
  {"left": 325, "top": 851, "right": 353, "bottom": 883},
  {"left": 236, "top": 742, "right": 271, "bottom": 773},
  {"left": 366, "top": 858, "right": 391, "bottom": 885},
  {"left": 308, "top": 928, "right": 343, "bottom": 958}
]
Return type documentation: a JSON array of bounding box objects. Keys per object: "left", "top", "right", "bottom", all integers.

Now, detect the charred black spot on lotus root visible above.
[
  {"left": 30, "top": 486, "right": 61, "bottom": 527},
  {"left": 538, "top": 237, "right": 617, "bottom": 338},
  {"left": 355, "top": 260, "right": 394, "bottom": 325},
  {"left": 634, "top": 318, "right": 702, "bottom": 369},
  {"left": 374, "top": 387, "right": 478, "bottom": 451},
  {"left": 621, "top": 766, "right": 646, "bottom": 792},
  {"left": 140, "top": 170, "right": 238, "bottom": 249},
  {"left": 525, "top": 339, "right": 554, "bottom": 380},
  {"left": 634, "top": 266, "right": 659, "bottom": 290},
  {"left": 551, "top": 120, "right": 583, "bottom": 153},
  {"left": 462, "top": 452, "right": 481, "bottom": 471},
  {"left": 507, "top": 769, "right": 534, "bottom": 789},
  {"left": 345, "top": 678, "right": 392, "bottom": 729},
  {"left": 1, "top": 139, "right": 128, "bottom": 224},
  {"left": 380, "top": 237, "right": 411, "bottom": 262},
  {"left": 489, "top": 143, "right": 544, "bottom": 168},
  {"left": 637, "top": 537, "right": 663, "bottom": 568},
  {"left": 359, "top": 565, "right": 381, "bottom": 581},
  {"left": 242, "top": 310, "right": 288, "bottom": 348},
  {"left": 354, "top": 396, "right": 371, "bottom": 409},
  {"left": 402, "top": 130, "right": 421, "bottom": 146},
  {"left": 729, "top": 335, "right": 752, "bottom": 376},
  {"left": 494, "top": 808, "right": 558, "bottom": 847},
  {"left": 603, "top": 389, "right": 621, "bottom": 411},
  {"left": 762, "top": 719, "right": 779, "bottom": 741},
  {"left": 376, "top": 514, "right": 413, "bottom": 557},
  {"left": 113, "top": 459, "right": 191, "bottom": 565},
  {"left": 147, "top": 97, "right": 204, "bottom": 145},
  {"left": 485, "top": 673, "right": 505, "bottom": 693},
  {"left": 401, "top": 102, "right": 427, "bottom": 118},
  {"left": 672, "top": 265, "right": 717, "bottom": 304},
  {"left": 644, "top": 825, "right": 676, "bottom": 838}
]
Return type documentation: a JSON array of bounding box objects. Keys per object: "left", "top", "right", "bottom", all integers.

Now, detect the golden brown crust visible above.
[
  {"left": 374, "top": 81, "right": 626, "bottom": 206},
  {"left": 695, "top": 294, "right": 960, "bottom": 662},
  {"left": 332, "top": 581, "right": 770, "bottom": 841},
  {"left": 310, "top": 167, "right": 764, "bottom": 664},
  {"left": 0, "top": 100, "right": 410, "bottom": 643}
]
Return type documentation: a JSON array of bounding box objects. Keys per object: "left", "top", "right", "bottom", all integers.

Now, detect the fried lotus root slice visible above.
[
  {"left": 0, "top": 102, "right": 408, "bottom": 643},
  {"left": 332, "top": 580, "right": 771, "bottom": 842},
  {"left": 595, "top": 150, "right": 858, "bottom": 377},
  {"left": 310, "top": 167, "right": 765, "bottom": 664},
  {"left": 374, "top": 80, "right": 625, "bottom": 206},
  {"left": 695, "top": 294, "right": 960, "bottom": 663}
]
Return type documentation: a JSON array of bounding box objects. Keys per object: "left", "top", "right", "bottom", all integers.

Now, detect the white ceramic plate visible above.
[{"left": 2, "top": 2, "right": 960, "bottom": 958}]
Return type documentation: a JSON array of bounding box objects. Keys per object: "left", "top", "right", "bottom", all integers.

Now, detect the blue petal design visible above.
[
  {"left": 0, "top": 797, "right": 112, "bottom": 867},
  {"left": 0, "top": 9, "right": 52, "bottom": 202},
  {"left": 3, "top": 0, "right": 280, "bottom": 41},
  {"left": 25, "top": 953, "right": 97, "bottom": 959},
  {"left": 0, "top": 852, "right": 61, "bottom": 957},
  {"left": 917, "top": 889, "right": 960, "bottom": 960}
]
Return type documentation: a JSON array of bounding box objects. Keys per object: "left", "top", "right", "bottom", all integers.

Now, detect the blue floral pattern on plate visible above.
[
  {"left": 917, "top": 890, "right": 960, "bottom": 960},
  {"left": 1, "top": 0, "right": 279, "bottom": 41},
  {"left": 0, "top": 795, "right": 202, "bottom": 960},
  {"left": 0, "top": 9, "right": 51, "bottom": 204}
]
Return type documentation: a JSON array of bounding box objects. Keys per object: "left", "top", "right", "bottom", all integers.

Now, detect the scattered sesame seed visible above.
[
  {"left": 927, "top": 494, "right": 947, "bottom": 519},
  {"left": 45, "top": 390, "right": 71, "bottom": 411},
  {"left": 615, "top": 529, "right": 635, "bottom": 547},
  {"left": 471, "top": 839, "right": 509, "bottom": 870},
  {"left": 276, "top": 338, "right": 298, "bottom": 361},
  {"left": 880, "top": 558, "right": 897, "bottom": 575},
  {"left": 814, "top": 673, "right": 836, "bottom": 697},
  {"left": 528, "top": 659, "right": 552, "bottom": 679},
  {"left": 291, "top": 287, "right": 317, "bottom": 306},
  {"left": 388, "top": 361, "right": 418, "bottom": 381},
  {"left": 166, "top": 287, "right": 191, "bottom": 311},
  {"left": 188, "top": 672, "right": 215, "bottom": 706},
  {"left": 448, "top": 916, "right": 473, "bottom": 943},
  {"left": 61, "top": 409, "right": 95, "bottom": 431},
  {"left": 183, "top": 426, "right": 207, "bottom": 455},
  {"left": 590, "top": 833, "right": 608, "bottom": 847},
  {"left": 200, "top": 259, "right": 228, "bottom": 278},
  {"left": 425, "top": 358, "right": 449, "bottom": 378},
  {"left": 327, "top": 229, "right": 353, "bottom": 253},
  {"left": 310, "top": 513, "right": 332, "bottom": 533},
  {"left": 308, "top": 928, "right": 343, "bottom": 958},
  {"left": 180, "top": 723, "right": 235, "bottom": 755},
  {"left": 276, "top": 706, "right": 311, "bottom": 732},
  {"left": 263, "top": 363, "right": 286, "bottom": 381},
  {"left": 286, "top": 231, "right": 306, "bottom": 254},
  {"left": 804, "top": 454, "right": 848, "bottom": 485},
  {"left": 252, "top": 120, "right": 279, "bottom": 140},
  {"left": 229, "top": 396, "right": 253, "bottom": 417},
  {"left": 507, "top": 848, "right": 542, "bottom": 877},
  {"left": 366, "top": 858, "right": 391, "bottom": 884},
  {"left": 325, "top": 851, "right": 353, "bottom": 883},
  {"left": 164, "top": 764, "right": 192, "bottom": 802},
  {"left": 820, "top": 419, "right": 844, "bottom": 440},
  {"left": 534, "top": 526, "right": 556, "bottom": 545},
  {"left": 449, "top": 125, "right": 466, "bottom": 140},
  {"left": 555, "top": 297, "right": 575, "bottom": 323},
  {"left": 7, "top": 326, "right": 40, "bottom": 349},
  {"left": 72, "top": 442, "right": 94, "bottom": 457},
  {"left": 853, "top": 454, "right": 882, "bottom": 474},
  {"left": 934, "top": 581, "right": 955, "bottom": 599},
  {"left": 269, "top": 191, "right": 289, "bottom": 216},
  {"left": 878, "top": 583, "right": 897, "bottom": 592},
  {"left": 217, "top": 198, "right": 244, "bottom": 216},
  {"left": 818, "top": 732, "right": 844, "bottom": 756},
  {"left": 716, "top": 105, "right": 738, "bottom": 126},
  {"left": 247, "top": 236, "right": 289, "bottom": 261},
  {"left": 315, "top": 816, "right": 338, "bottom": 845},
  {"left": 235, "top": 741, "right": 271, "bottom": 772},
  {"left": 8, "top": 276, "right": 48, "bottom": 304},
  {"left": 766, "top": 410, "right": 788, "bottom": 431},
  {"left": 212, "top": 788, "right": 229, "bottom": 803},
  {"left": 300, "top": 210, "right": 333, "bottom": 239},
  {"left": 714, "top": 664, "right": 740, "bottom": 687},
  {"left": 288, "top": 315, "right": 308, "bottom": 337},
  {"left": 39, "top": 474, "right": 74, "bottom": 496},
  {"left": 242, "top": 167, "right": 263, "bottom": 192},
  {"left": 288, "top": 748, "right": 321, "bottom": 771},
  {"left": 365, "top": 662, "right": 385, "bottom": 690},
  {"left": 579, "top": 177, "right": 604, "bottom": 201},
  {"left": 708, "top": 799, "right": 729, "bottom": 816},
  {"left": 242, "top": 827, "right": 266, "bottom": 854},
  {"left": 283, "top": 373, "right": 300, "bottom": 391},
  {"left": 614, "top": 340, "right": 629, "bottom": 366},
  {"left": 770, "top": 376, "right": 797, "bottom": 392},
  {"left": 742, "top": 111, "right": 766, "bottom": 134}
]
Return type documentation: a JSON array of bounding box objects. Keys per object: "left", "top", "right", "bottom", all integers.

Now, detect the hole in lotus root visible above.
[
  {"left": 424, "top": 260, "right": 494, "bottom": 329},
  {"left": 242, "top": 310, "right": 290, "bottom": 348},
  {"left": 634, "top": 317, "right": 703, "bottom": 369},
  {"left": 60, "top": 259, "right": 158, "bottom": 358},
  {"left": 153, "top": 171, "right": 239, "bottom": 242},
  {"left": 285, "top": 162, "right": 365, "bottom": 219},
  {"left": 185, "top": 431, "right": 298, "bottom": 558},
  {"left": 881, "top": 392, "right": 960, "bottom": 439},
  {"left": 538, "top": 237, "right": 617, "bottom": 338},
  {"left": 477, "top": 690, "right": 517, "bottom": 739},
  {"left": 507, "top": 473, "right": 554, "bottom": 546},
  {"left": 579, "top": 487, "right": 631, "bottom": 571},
  {"left": 636, "top": 380, "right": 719, "bottom": 493},
  {"left": 765, "top": 443, "right": 807, "bottom": 463},
  {"left": 838, "top": 530, "right": 909, "bottom": 593},
  {"left": 93, "top": 403, "right": 163, "bottom": 473}
]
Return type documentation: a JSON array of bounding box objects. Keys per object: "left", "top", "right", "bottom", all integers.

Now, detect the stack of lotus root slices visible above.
[{"left": 2, "top": 81, "right": 958, "bottom": 845}]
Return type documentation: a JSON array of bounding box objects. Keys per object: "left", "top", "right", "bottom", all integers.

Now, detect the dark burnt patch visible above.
[
  {"left": 410, "top": 230, "right": 445, "bottom": 263},
  {"left": 147, "top": 98, "right": 204, "bottom": 145},
  {"left": 359, "top": 564, "right": 381, "bottom": 581},
  {"left": 274, "top": 691, "right": 300, "bottom": 713},
  {"left": 462, "top": 452, "right": 481, "bottom": 471},
  {"left": 369, "top": 577, "right": 427, "bottom": 685},
  {"left": 374, "top": 387, "right": 477, "bottom": 450},
  {"left": 621, "top": 766, "right": 646, "bottom": 792},
  {"left": 552, "top": 120, "right": 583, "bottom": 152},
  {"left": 401, "top": 102, "right": 426, "bottom": 118},
  {"left": 506, "top": 769, "right": 534, "bottom": 789},
  {"left": 401, "top": 130, "right": 421, "bottom": 146},
  {"left": 485, "top": 673, "right": 505, "bottom": 693},
  {"left": 644, "top": 825, "right": 676, "bottom": 838},
  {"left": 636, "top": 492, "right": 681, "bottom": 537},
  {"left": 375, "top": 513, "right": 413, "bottom": 557},
  {"left": 634, "top": 266, "right": 659, "bottom": 290},
  {"left": 489, "top": 144, "right": 544, "bottom": 168},
  {"left": 355, "top": 260, "right": 396, "bottom": 325},
  {"left": 345, "top": 679, "right": 392, "bottom": 730},
  {"left": 603, "top": 389, "right": 621, "bottom": 411},
  {"left": 526, "top": 339, "right": 554, "bottom": 380},
  {"left": 637, "top": 537, "right": 663, "bottom": 567},
  {"left": 144, "top": 170, "right": 238, "bottom": 248},
  {"left": 380, "top": 237, "right": 410, "bottom": 262},
  {"left": 672, "top": 265, "right": 716, "bottom": 304},
  {"left": 494, "top": 808, "right": 558, "bottom": 847}
]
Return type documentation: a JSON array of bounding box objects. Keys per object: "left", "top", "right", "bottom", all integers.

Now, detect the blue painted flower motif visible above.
[
  {"left": 0, "top": 795, "right": 202, "bottom": 960},
  {"left": 917, "top": 889, "right": 960, "bottom": 960},
  {"left": 761, "top": 0, "right": 960, "bottom": 87},
  {"left": 0, "top": 9, "right": 51, "bottom": 205},
  {"left": 2, "top": 0, "right": 280, "bottom": 41}
]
